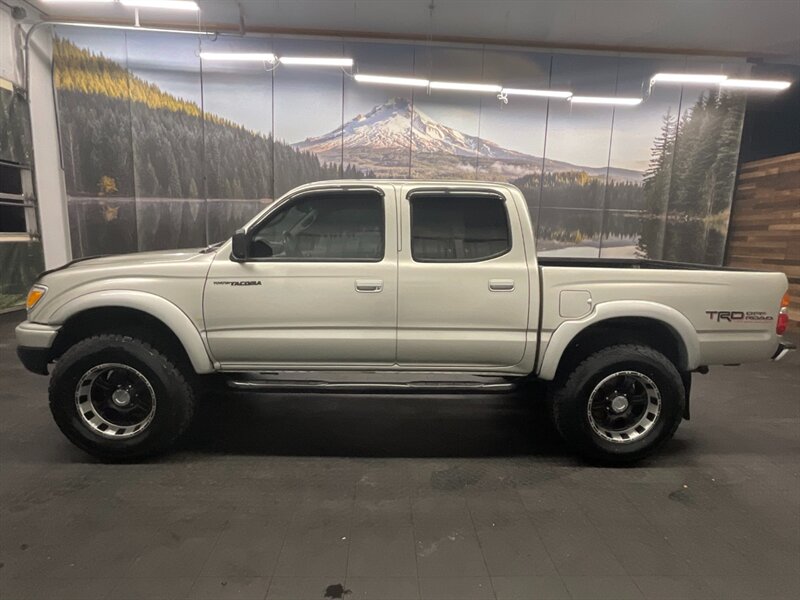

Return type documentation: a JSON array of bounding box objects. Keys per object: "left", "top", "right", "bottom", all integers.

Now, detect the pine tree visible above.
[{"left": 139, "top": 158, "right": 158, "bottom": 196}]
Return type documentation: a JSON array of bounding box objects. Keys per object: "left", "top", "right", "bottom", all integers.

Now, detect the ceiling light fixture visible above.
[
  {"left": 720, "top": 78, "right": 791, "bottom": 91},
  {"left": 501, "top": 88, "right": 572, "bottom": 99},
  {"left": 200, "top": 52, "right": 277, "bottom": 63},
  {"left": 650, "top": 73, "right": 728, "bottom": 85},
  {"left": 279, "top": 57, "right": 354, "bottom": 67},
  {"left": 354, "top": 74, "right": 430, "bottom": 87},
  {"left": 429, "top": 81, "right": 502, "bottom": 93},
  {"left": 570, "top": 96, "right": 642, "bottom": 106},
  {"left": 120, "top": 0, "right": 199, "bottom": 10},
  {"left": 43, "top": 0, "right": 114, "bottom": 4},
  {"left": 45, "top": 20, "right": 215, "bottom": 34}
]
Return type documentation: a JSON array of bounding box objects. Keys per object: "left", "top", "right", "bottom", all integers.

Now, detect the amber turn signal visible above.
[{"left": 26, "top": 286, "right": 46, "bottom": 311}]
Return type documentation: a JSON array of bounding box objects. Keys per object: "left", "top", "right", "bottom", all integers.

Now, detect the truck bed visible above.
[
  {"left": 537, "top": 257, "right": 785, "bottom": 374},
  {"left": 537, "top": 257, "right": 752, "bottom": 271}
]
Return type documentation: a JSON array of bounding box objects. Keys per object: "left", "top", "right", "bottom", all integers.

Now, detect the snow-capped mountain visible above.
[
  {"left": 292, "top": 97, "right": 642, "bottom": 182},
  {"left": 293, "top": 97, "right": 527, "bottom": 160}
]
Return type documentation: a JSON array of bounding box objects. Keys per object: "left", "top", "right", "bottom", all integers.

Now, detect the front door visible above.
[
  {"left": 396, "top": 187, "right": 530, "bottom": 368},
  {"left": 203, "top": 186, "right": 397, "bottom": 369}
]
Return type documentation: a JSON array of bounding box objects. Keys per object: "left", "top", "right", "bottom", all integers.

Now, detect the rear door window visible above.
[{"left": 409, "top": 194, "right": 511, "bottom": 262}]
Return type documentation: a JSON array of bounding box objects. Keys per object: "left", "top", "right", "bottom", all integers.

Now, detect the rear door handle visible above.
[
  {"left": 355, "top": 279, "right": 383, "bottom": 293},
  {"left": 489, "top": 279, "right": 515, "bottom": 292}
]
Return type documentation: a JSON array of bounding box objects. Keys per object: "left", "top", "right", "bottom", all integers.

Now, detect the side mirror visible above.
[{"left": 231, "top": 228, "right": 249, "bottom": 261}]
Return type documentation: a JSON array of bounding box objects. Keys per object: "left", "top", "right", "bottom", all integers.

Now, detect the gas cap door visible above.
[{"left": 559, "top": 290, "right": 593, "bottom": 318}]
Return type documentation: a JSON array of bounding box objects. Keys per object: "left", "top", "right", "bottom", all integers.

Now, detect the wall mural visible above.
[
  {"left": 53, "top": 26, "right": 749, "bottom": 264},
  {"left": 0, "top": 85, "right": 44, "bottom": 309}
]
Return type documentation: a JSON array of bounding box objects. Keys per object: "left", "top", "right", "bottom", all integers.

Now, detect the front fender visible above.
[
  {"left": 48, "top": 290, "right": 215, "bottom": 374},
  {"left": 537, "top": 300, "right": 700, "bottom": 380}
]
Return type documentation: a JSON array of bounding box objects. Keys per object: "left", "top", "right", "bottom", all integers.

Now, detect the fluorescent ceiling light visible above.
[
  {"left": 279, "top": 57, "right": 353, "bottom": 67},
  {"left": 355, "top": 74, "right": 429, "bottom": 87},
  {"left": 200, "top": 52, "right": 277, "bottom": 63},
  {"left": 429, "top": 81, "right": 502, "bottom": 93},
  {"left": 502, "top": 87, "right": 572, "bottom": 99},
  {"left": 44, "top": 1, "right": 114, "bottom": 4},
  {"left": 120, "top": 0, "right": 199, "bottom": 10},
  {"left": 720, "top": 79, "right": 791, "bottom": 91},
  {"left": 51, "top": 21, "right": 215, "bottom": 34},
  {"left": 651, "top": 73, "right": 728, "bottom": 85},
  {"left": 570, "top": 96, "right": 642, "bottom": 106}
]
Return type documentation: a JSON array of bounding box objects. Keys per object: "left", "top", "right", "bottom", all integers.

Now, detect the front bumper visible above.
[
  {"left": 772, "top": 341, "right": 797, "bottom": 361},
  {"left": 17, "top": 346, "right": 50, "bottom": 375},
  {"left": 15, "top": 321, "right": 60, "bottom": 375}
]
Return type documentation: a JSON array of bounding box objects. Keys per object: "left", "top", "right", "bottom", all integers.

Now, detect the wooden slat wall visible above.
[{"left": 726, "top": 152, "right": 800, "bottom": 329}]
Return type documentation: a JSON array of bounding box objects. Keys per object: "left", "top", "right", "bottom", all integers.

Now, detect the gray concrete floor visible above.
[{"left": 1, "top": 311, "right": 798, "bottom": 600}]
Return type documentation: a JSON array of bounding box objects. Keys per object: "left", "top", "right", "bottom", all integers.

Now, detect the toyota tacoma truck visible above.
[{"left": 15, "top": 180, "right": 795, "bottom": 464}]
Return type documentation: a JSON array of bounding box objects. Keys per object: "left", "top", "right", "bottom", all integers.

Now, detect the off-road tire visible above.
[
  {"left": 549, "top": 344, "right": 685, "bottom": 465},
  {"left": 49, "top": 334, "right": 195, "bottom": 461}
]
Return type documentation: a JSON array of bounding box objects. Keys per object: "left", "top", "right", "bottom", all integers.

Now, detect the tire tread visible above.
[
  {"left": 49, "top": 334, "right": 195, "bottom": 460},
  {"left": 550, "top": 343, "right": 684, "bottom": 465}
]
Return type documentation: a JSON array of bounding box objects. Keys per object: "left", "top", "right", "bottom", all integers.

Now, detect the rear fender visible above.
[{"left": 538, "top": 300, "right": 700, "bottom": 381}]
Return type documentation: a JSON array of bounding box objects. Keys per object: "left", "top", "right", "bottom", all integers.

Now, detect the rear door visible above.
[
  {"left": 396, "top": 187, "right": 530, "bottom": 368},
  {"left": 203, "top": 185, "right": 398, "bottom": 369}
]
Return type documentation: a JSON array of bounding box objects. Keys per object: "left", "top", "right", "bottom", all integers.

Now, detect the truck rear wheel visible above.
[
  {"left": 549, "top": 344, "right": 684, "bottom": 465},
  {"left": 49, "top": 334, "right": 195, "bottom": 461}
]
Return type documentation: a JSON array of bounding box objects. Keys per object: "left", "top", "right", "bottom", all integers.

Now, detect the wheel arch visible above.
[
  {"left": 48, "top": 291, "right": 215, "bottom": 374},
  {"left": 538, "top": 301, "right": 699, "bottom": 382}
]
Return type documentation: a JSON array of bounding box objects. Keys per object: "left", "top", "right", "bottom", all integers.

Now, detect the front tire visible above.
[
  {"left": 549, "top": 344, "right": 685, "bottom": 465},
  {"left": 49, "top": 334, "right": 195, "bottom": 460}
]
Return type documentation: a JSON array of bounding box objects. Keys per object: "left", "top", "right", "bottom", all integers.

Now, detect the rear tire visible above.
[
  {"left": 49, "top": 334, "right": 195, "bottom": 461},
  {"left": 549, "top": 344, "right": 684, "bottom": 465}
]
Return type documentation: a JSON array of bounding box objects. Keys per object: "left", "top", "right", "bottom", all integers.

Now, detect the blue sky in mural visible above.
[
  {"left": 196, "top": 35, "right": 276, "bottom": 136},
  {"left": 545, "top": 53, "right": 617, "bottom": 171},
  {"left": 413, "top": 44, "right": 483, "bottom": 137},
  {"left": 54, "top": 26, "right": 753, "bottom": 180},
  {"left": 477, "top": 48, "right": 551, "bottom": 158},
  {"left": 610, "top": 56, "right": 687, "bottom": 174},
  {"left": 199, "top": 35, "right": 274, "bottom": 136},
  {"left": 57, "top": 27, "right": 750, "bottom": 174},
  {"left": 273, "top": 37, "right": 347, "bottom": 145},
  {"left": 345, "top": 40, "right": 416, "bottom": 114},
  {"left": 129, "top": 31, "right": 202, "bottom": 104},
  {"left": 340, "top": 41, "right": 416, "bottom": 176}
]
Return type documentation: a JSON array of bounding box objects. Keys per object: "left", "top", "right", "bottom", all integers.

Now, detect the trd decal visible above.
[
  {"left": 705, "top": 310, "right": 773, "bottom": 322},
  {"left": 213, "top": 280, "right": 262, "bottom": 286}
]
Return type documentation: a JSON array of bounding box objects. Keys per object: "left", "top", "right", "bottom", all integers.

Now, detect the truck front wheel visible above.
[
  {"left": 49, "top": 334, "right": 196, "bottom": 461},
  {"left": 549, "top": 344, "right": 685, "bottom": 465}
]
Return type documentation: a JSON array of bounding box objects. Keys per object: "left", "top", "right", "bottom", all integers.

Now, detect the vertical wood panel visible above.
[{"left": 726, "top": 152, "right": 800, "bottom": 329}]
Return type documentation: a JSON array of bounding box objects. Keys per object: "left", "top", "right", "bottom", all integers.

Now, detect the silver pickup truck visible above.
[{"left": 16, "top": 180, "right": 794, "bottom": 464}]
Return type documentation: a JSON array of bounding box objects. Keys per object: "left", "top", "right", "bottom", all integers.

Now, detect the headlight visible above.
[{"left": 26, "top": 285, "right": 47, "bottom": 311}]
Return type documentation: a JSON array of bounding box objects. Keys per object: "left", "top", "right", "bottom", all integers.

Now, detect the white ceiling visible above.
[{"left": 23, "top": 0, "right": 800, "bottom": 63}]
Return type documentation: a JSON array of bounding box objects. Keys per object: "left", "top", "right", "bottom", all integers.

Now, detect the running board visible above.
[{"left": 226, "top": 375, "right": 518, "bottom": 394}]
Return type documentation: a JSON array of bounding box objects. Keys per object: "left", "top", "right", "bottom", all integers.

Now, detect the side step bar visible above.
[{"left": 226, "top": 378, "right": 518, "bottom": 394}]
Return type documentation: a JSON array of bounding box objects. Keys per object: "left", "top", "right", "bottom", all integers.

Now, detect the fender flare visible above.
[
  {"left": 537, "top": 300, "right": 700, "bottom": 380},
  {"left": 49, "top": 290, "right": 215, "bottom": 374}
]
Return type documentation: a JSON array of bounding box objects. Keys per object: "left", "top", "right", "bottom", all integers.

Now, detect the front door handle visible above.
[
  {"left": 489, "top": 279, "right": 515, "bottom": 292},
  {"left": 355, "top": 279, "right": 383, "bottom": 293}
]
